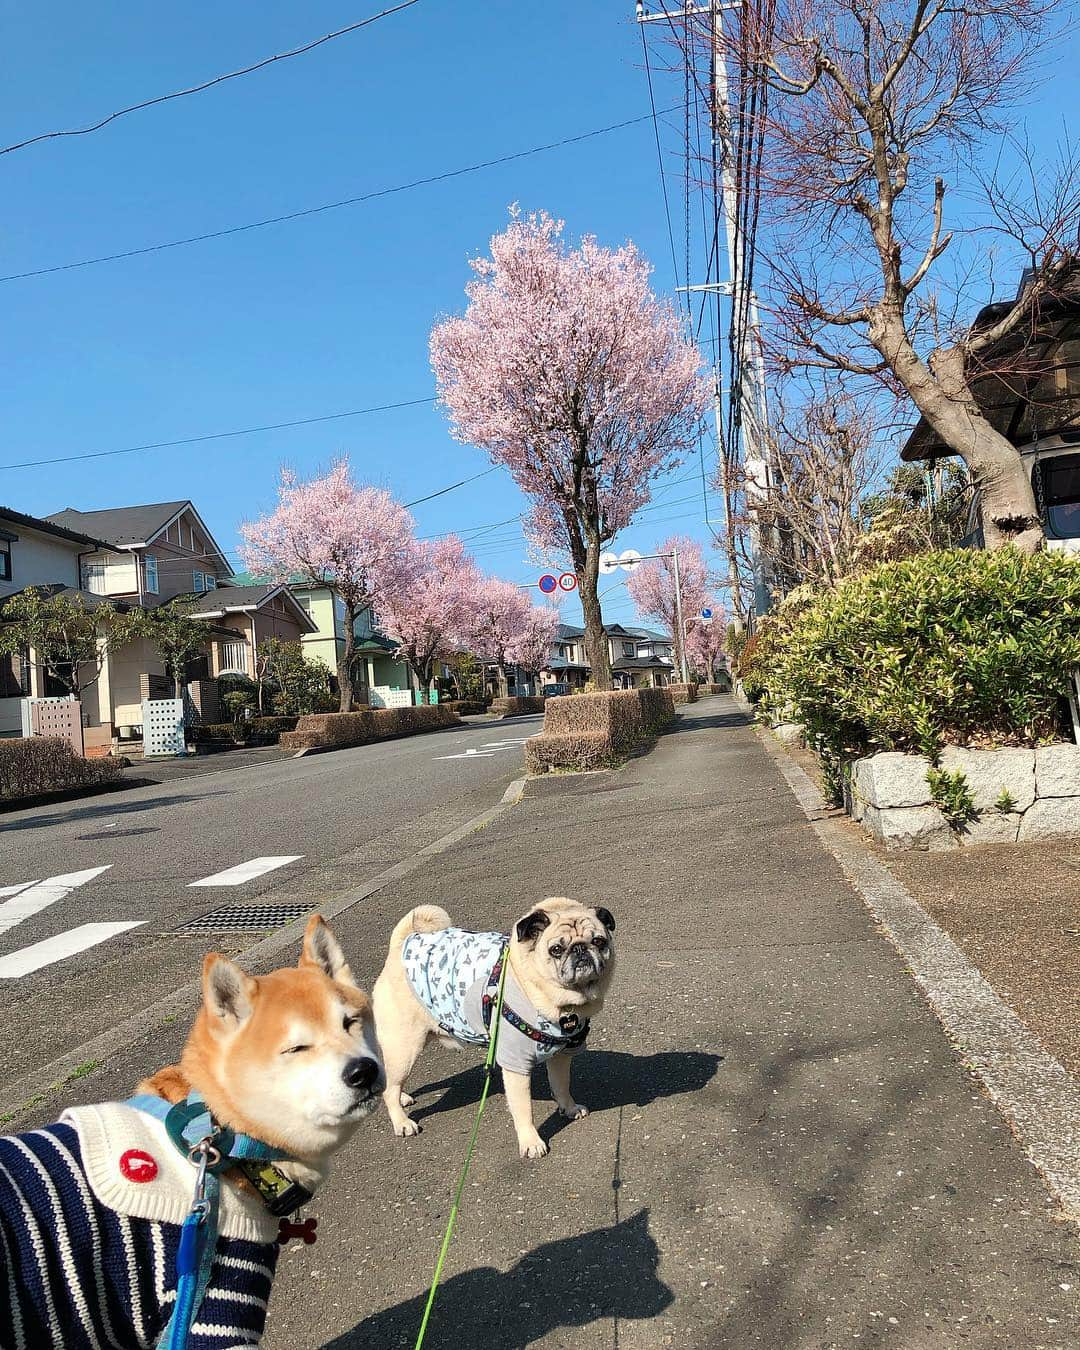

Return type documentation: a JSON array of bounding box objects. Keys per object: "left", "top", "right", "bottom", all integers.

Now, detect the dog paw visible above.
[
  {"left": 519, "top": 1135, "right": 549, "bottom": 1160},
  {"left": 394, "top": 1118, "right": 422, "bottom": 1138},
  {"left": 399, "top": 1091, "right": 415, "bottom": 1108},
  {"left": 559, "top": 1103, "right": 589, "bottom": 1121}
]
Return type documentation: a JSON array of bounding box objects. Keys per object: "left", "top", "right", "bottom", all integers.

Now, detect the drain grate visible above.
[{"left": 175, "top": 902, "right": 316, "bottom": 934}]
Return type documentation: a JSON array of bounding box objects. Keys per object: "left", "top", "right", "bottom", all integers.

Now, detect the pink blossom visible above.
[
  {"left": 430, "top": 210, "right": 708, "bottom": 684},
  {"left": 626, "top": 535, "right": 710, "bottom": 675}
]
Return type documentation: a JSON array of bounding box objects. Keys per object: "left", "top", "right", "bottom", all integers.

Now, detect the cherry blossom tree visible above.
[
  {"left": 239, "top": 459, "right": 413, "bottom": 712},
  {"left": 509, "top": 603, "right": 562, "bottom": 690},
  {"left": 378, "top": 535, "right": 481, "bottom": 703},
  {"left": 626, "top": 536, "right": 710, "bottom": 681},
  {"left": 685, "top": 611, "right": 727, "bottom": 683},
  {"left": 464, "top": 576, "right": 533, "bottom": 698},
  {"left": 431, "top": 210, "right": 708, "bottom": 688}
]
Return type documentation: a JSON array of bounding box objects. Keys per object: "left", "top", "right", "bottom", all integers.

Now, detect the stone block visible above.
[
  {"left": 851, "top": 752, "right": 933, "bottom": 811},
  {"left": 1035, "top": 743, "right": 1080, "bottom": 798},
  {"left": 939, "top": 746, "right": 1036, "bottom": 812},
  {"left": 772, "top": 722, "right": 805, "bottom": 749},
  {"left": 958, "top": 812, "right": 1022, "bottom": 847},
  {"left": 863, "top": 804, "right": 957, "bottom": 852},
  {"left": 1017, "top": 797, "right": 1080, "bottom": 840}
]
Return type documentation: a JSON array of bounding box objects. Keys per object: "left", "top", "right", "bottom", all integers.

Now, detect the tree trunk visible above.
[
  {"left": 706, "top": 654, "right": 716, "bottom": 682},
  {"left": 496, "top": 661, "right": 509, "bottom": 699},
  {"left": 578, "top": 537, "right": 611, "bottom": 690},
  {"left": 338, "top": 602, "right": 357, "bottom": 713},
  {"left": 414, "top": 656, "right": 434, "bottom": 704},
  {"left": 872, "top": 321, "right": 1044, "bottom": 554}
]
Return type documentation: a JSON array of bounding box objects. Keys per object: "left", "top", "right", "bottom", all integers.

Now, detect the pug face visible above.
[{"left": 513, "top": 898, "right": 616, "bottom": 996}]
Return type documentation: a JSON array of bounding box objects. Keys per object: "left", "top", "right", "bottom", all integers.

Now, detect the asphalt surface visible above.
[
  {"left": 0, "top": 713, "right": 541, "bottom": 1094},
  {"left": 17, "top": 697, "right": 1079, "bottom": 1347}
]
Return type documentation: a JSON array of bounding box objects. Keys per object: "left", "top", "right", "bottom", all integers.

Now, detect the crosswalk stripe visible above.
[
  {"left": 0, "top": 922, "right": 144, "bottom": 978},
  {"left": 0, "top": 867, "right": 112, "bottom": 937},
  {"left": 188, "top": 856, "right": 303, "bottom": 888}
]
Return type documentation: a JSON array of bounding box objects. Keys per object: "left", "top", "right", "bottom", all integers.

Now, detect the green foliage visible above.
[
  {"left": 725, "top": 623, "right": 748, "bottom": 665},
  {"left": 449, "top": 651, "right": 485, "bottom": 702},
  {"left": 254, "top": 637, "right": 335, "bottom": 716},
  {"left": 0, "top": 587, "right": 141, "bottom": 697},
  {"left": 926, "top": 768, "right": 977, "bottom": 829},
  {"left": 136, "top": 602, "right": 208, "bottom": 694},
  {"left": 855, "top": 462, "right": 972, "bottom": 567},
  {"left": 994, "top": 787, "right": 1018, "bottom": 814},
  {"left": 222, "top": 689, "right": 255, "bottom": 723},
  {"left": 749, "top": 549, "right": 1080, "bottom": 762}
]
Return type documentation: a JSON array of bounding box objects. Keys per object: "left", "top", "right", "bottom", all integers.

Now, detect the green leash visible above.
[{"left": 414, "top": 951, "right": 509, "bottom": 1350}]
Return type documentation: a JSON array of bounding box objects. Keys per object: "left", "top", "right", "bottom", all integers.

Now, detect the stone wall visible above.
[{"left": 848, "top": 744, "right": 1080, "bottom": 850}]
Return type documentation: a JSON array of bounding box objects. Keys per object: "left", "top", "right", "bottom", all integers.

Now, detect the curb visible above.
[
  {"left": 753, "top": 718, "right": 1080, "bottom": 1224},
  {"left": 0, "top": 776, "right": 528, "bottom": 1125}
]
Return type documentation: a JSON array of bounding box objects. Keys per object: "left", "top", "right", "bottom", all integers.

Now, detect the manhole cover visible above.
[{"left": 175, "top": 902, "right": 316, "bottom": 934}]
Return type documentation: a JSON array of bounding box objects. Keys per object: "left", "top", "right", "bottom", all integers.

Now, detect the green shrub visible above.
[
  {"left": 753, "top": 549, "right": 1080, "bottom": 763},
  {"left": 0, "top": 737, "right": 122, "bottom": 801},
  {"left": 926, "top": 768, "right": 977, "bottom": 829}
]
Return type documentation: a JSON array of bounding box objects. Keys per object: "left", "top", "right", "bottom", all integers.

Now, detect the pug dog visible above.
[{"left": 372, "top": 897, "right": 616, "bottom": 1159}]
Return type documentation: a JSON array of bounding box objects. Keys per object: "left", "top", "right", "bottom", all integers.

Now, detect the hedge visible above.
[
  {"left": 668, "top": 683, "right": 698, "bottom": 705},
  {"left": 280, "top": 704, "right": 461, "bottom": 752},
  {"left": 1, "top": 737, "right": 122, "bottom": 801},
  {"left": 749, "top": 548, "right": 1080, "bottom": 763},
  {"left": 698, "top": 680, "right": 731, "bottom": 695},
  {"left": 442, "top": 700, "right": 488, "bottom": 716},
  {"left": 193, "top": 716, "right": 299, "bottom": 747},
  {"left": 489, "top": 696, "right": 545, "bottom": 717},
  {"left": 526, "top": 688, "right": 675, "bottom": 774}
]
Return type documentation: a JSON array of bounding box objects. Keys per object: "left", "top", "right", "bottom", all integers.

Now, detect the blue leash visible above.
[{"left": 127, "top": 1091, "right": 293, "bottom": 1350}]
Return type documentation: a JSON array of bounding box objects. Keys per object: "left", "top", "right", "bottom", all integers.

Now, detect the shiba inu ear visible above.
[
  {"left": 203, "top": 953, "right": 256, "bottom": 1027},
  {"left": 300, "top": 915, "right": 354, "bottom": 985}
]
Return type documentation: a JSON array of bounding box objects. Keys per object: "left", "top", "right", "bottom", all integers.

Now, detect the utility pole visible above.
[
  {"left": 637, "top": 1, "right": 773, "bottom": 621},
  {"left": 671, "top": 541, "right": 690, "bottom": 684}
]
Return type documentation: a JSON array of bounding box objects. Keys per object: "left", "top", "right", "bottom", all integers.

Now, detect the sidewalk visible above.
[{"left": 49, "top": 697, "right": 1078, "bottom": 1347}]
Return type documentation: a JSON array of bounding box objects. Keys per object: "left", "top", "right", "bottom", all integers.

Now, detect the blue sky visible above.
[{"left": 1, "top": 2, "right": 1076, "bottom": 628}]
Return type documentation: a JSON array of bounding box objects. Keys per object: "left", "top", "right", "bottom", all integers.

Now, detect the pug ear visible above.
[
  {"left": 594, "top": 907, "right": 616, "bottom": 933},
  {"left": 203, "top": 954, "right": 256, "bottom": 1029},
  {"left": 515, "top": 909, "right": 551, "bottom": 945},
  {"left": 300, "top": 915, "right": 354, "bottom": 985}
]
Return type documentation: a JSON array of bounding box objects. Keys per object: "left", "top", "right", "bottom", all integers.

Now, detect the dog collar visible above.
[
  {"left": 480, "top": 948, "right": 591, "bottom": 1050},
  {"left": 127, "top": 1091, "right": 312, "bottom": 1218}
]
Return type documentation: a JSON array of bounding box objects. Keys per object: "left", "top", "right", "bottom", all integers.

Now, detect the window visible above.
[
  {"left": 1041, "top": 453, "right": 1080, "bottom": 539},
  {"left": 204, "top": 574, "right": 216, "bottom": 590},
  {"left": 83, "top": 560, "right": 106, "bottom": 594},
  {"left": 220, "top": 640, "right": 247, "bottom": 673},
  {"left": 144, "top": 554, "right": 159, "bottom": 594},
  {"left": 193, "top": 570, "right": 205, "bottom": 592},
  {"left": 0, "top": 538, "right": 10, "bottom": 582},
  {"left": 622, "top": 642, "right": 635, "bottom": 657}
]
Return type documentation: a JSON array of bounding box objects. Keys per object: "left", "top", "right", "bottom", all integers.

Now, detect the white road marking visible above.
[
  {"left": 0, "top": 882, "right": 39, "bottom": 899},
  {"left": 432, "top": 748, "right": 499, "bottom": 760},
  {"left": 189, "top": 856, "right": 303, "bottom": 887},
  {"left": 0, "top": 922, "right": 144, "bottom": 978},
  {"left": 0, "top": 866, "right": 112, "bottom": 936},
  {"left": 433, "top": 737, "right": 532, "bottom": 762}
]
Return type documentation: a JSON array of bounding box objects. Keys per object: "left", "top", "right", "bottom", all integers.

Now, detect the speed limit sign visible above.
[{"left": 558, "top": 573, "right": 578, "bottom": 592}]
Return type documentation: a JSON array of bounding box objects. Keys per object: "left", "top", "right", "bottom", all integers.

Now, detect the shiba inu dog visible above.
[
  {"left": 0, "top": 915, "right": 382, "bottom": 1349},
  {"left": 373, "top": 898, "right": 616, "bottom": 1159}
]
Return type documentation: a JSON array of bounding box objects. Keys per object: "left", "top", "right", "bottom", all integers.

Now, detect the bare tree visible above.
[{"left": 709, "top": 0, "right": 1079, "bottom": 552}]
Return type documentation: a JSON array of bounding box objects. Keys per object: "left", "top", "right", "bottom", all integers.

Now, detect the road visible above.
[{"left": 0, "top": 714, "right": 540, "bottom": 1103}]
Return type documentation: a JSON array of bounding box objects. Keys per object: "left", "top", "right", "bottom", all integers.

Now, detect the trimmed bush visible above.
[
  {"left": 668, "top": 682, "right": 698, "bottom": 705},
  {"left": 1, "top": 737, "right": 122, "bottom": 801},
  {"left": 280, "top": 704, "right": 460, "bottom": 752},
  {"left": 526, "top": 688, "right": 675, "bottom": 774},
  {"left": 489, "top": 696, "right": 545, "bottom": 717},
  {"left": 752, "top": 549, "right": 1080, "bottom": 763},
  {"left": 698, "top": 680, "right": 731, "bottom": 695},
  {"left": 442, "top": 700, "right": 488, "bottom": 716}
]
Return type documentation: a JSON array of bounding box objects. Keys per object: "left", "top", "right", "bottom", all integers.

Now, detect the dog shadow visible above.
[
  {"left": 322, "top": 1208, "right": 672, "bottom": 1349},
  {"left": 409, "top": 1049, "right": 723, "bottom": 1137}
]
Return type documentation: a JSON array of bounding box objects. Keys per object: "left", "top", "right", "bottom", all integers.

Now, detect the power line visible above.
[
  {"left": 404, "top": 468, "right": 494, "bottom": 508},
  {"left": 0, "top": 2, "right": 422, "bottom": 158},
  {"left": 640, "top": 24, "right": 681, "bottom": 293},
  {"left": 1, "top": 108, "right": 679, "bottom": 284},
  {"left": 0, "top": 396, "right": 435, "bottom": 471}
]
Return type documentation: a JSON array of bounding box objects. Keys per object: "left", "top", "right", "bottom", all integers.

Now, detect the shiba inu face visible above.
[{"left": 181, "top": 916, "right": 384, "bottom": 1161}]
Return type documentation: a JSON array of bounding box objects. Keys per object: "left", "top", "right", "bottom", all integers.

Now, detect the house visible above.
[
  {"left": 541, "top": 623, "right": 676, "bottom": 692},
  {"left": 47, "top": 500, "right": 232, "bottom": 602},
  {"left": 288, "top": 585, "right": 418, "bottom": 703},
  {"left": 0, "top": 506, "right": 107, "bottom": 736},
  {"left": 900, "top": 273, "right": 1080, "bottom": 551},
  {"left": 181, "top": 584, "right": 316, "bottom": 681}
]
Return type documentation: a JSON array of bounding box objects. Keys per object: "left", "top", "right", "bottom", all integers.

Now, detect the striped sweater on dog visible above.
[{"left": 0, "top": 1103, "right": 281, "bottom": 1350}]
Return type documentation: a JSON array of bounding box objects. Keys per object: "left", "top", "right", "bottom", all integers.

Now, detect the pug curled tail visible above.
[{"left": 387, "top": 905, "right": 452, "bottom": 953}]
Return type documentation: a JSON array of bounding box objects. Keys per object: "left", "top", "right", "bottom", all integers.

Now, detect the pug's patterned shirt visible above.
[{"left": 401, "top": 928, "right": 584, "bottom": 1075}]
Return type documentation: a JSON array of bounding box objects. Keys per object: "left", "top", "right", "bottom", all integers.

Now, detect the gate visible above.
[{"left": 142, "top": 698, "right": 186, "bottom": 757}]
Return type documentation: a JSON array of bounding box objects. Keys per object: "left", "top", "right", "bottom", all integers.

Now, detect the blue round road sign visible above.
[
  {"left": 538, "top": 574, "right": 558, "bottom": 594},
  {"left": 701, "top": 606, "right": 713, "bottom": 620}
]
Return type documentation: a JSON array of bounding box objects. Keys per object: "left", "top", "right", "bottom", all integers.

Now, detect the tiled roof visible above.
[
  {"left": 47, "top": 502, "right": 190, "bottom": 545},
  {"left": 0, "top": 506, "right": 103, "bottom": 548}
]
